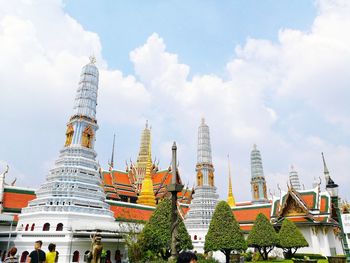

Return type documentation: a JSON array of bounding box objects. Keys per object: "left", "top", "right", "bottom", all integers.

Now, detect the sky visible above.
[{"left": 0, "top": 0, "right": 350, "bottom": 202}]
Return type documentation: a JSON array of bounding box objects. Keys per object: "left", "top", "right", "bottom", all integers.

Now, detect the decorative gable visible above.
[
  {"left": 280, "top": 194, "right": 307, "bottom": 217},
  {"left": 278, "top": 188, "right": 310, "bottom": 218}
]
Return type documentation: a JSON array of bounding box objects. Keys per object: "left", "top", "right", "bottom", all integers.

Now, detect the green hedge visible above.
[{"left": 293, "top": 253, "right": 326, "bottom": 259}]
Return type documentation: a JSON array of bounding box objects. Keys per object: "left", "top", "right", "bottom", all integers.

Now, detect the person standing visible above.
[
  {"left": 177, "top": 252, "right": 197, "bottom": 263},
  {"left": 45, "top": 244, "right": 57, "bottom": 263},
  {"left": 4, "top": 247, "right": 18, "bottom": 263},
  {"left": 27, "top": 240, "right": 46, "bottom": 263}
]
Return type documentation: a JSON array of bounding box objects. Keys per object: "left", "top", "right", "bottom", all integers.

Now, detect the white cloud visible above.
[
  {"left": 0, "top": 0, "right": 148, "bottom": 187},
  {"left": 0, "top": 0, "right": 349, "bottom": 203},
  {"left": 127, "top": 0, "right": 350, "bottom": 201}
]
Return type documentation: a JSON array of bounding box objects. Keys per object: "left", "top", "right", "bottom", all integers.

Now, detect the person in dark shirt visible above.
[
  {"left": 27, "top": 240, "right": 46, "bottom": 263},
  {"left": 177, "top": 251, "right": 197, "bottom": 263}
]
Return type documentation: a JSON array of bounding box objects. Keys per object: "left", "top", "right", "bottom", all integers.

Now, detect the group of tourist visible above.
[{"left": 1, "top": 240, "right": 58, "bottom": 263}]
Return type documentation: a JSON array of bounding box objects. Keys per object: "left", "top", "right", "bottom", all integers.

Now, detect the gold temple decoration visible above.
[
  {"left": 137, "top": 132, "right": 156, "bottom": 207},
  {"left": 279, "top": 190, "right": 308, "bottom": 217},
  {"left": 65, "top": 124, "right": 74, "bottom": 146},
  {"left": 263, "top": 184, "right": 267, "bottom": 199},
  {"left": 253, "top": 184, "right": 259, "bottom": 199},
  {"left": 208, "top": 170, "right": 214, "bottom": 187},
  {"left": 227, "top": 155, "right": 236, "bottom": 207},
  {"left": 136, "top": 121, "right": 151, "bottom": 171},
  {"left": 82, "top": 126, "right": 94, "bottom": 148},
  {"left": 197, "top": 169, "right": 203, "bottom": 187}
]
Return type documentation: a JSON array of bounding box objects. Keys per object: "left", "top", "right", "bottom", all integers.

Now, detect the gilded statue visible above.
[
  {"left": 263, "top": 183, "right": 267, "bottom": 199},
  {"left": 254, "top": 184, "right": 259, "bottom": 199},
  {"left": 82, "top": 126, "right": 94, "bottom": 148},
  {"left": 65, "top": 125, "right": 74, "bottom": 146},
  {"left": 208, "top": 171, "right": 214, "bottom": 186},
  {"left": 197, "top": 170, "right": 203, "bottom": 186},
  {"left": 87, "top": 232, "right": 103, "bottom": 263}
]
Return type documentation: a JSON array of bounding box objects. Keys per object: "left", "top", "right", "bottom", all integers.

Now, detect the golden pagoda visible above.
[
  {"left": 136, "top": 121, "right": 151, "bottom": 171},
  {"left": 227, "top": 155, "right": 236, "bottom": 207},
  {"left": 137, "top": 128, "right": 156, "bottom": 207}
]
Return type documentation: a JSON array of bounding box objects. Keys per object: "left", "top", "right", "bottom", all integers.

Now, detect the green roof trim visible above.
[
  {"left": 232, "top": 204, "right": 271, "bottom": 211},
  {"left": 4, "top": 188, "right": 35, "bottom": 195},
  {"left": 321, "top": 195, "right": 329, "bottom": 212},
  {"left": 116, "top": 183, "right": 133, "bottom": 187},
  {"left": 107, "top": 200, "right": 155, "bottom": 211},
  {"left": 115, "top": 217, "right": 147, "bottom": 224},
  {"left": 2, "top": 207, "right": 22, "bottom": 213},
  {"left": 273, "top": 199, "right": 279, "bottom": 215}
]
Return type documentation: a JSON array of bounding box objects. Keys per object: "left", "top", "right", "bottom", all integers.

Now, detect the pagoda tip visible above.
[{"left": 89, "top": 55, "right": 96, "bottom": 64}]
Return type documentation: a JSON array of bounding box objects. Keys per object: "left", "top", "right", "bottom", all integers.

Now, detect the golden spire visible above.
[
  {"left": 137, "top": 129, "right": 156, "bottom": 207},
  {"left": 136, "top": 121, "right": 152, "bottom": 170},
  {"left": 227, "top": 155, "right": 236, "bottom": 207}
]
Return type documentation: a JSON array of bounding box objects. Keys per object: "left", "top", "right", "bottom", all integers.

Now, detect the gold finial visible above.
[
  {"left": 89, "top": 55, "right": 96, "bottom": 64},
  {"left": 227, "top": 154, "right": 236, "bottom": 207}
]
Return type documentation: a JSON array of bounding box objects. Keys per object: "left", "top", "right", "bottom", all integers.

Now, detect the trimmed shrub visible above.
[
  {"left": 138, "top": 199, "right": 193, "bottom": 260},
  {"left": 247, "top": 213, "right": 278, "bottom": 260},
  {"left": 205, "top": 201, "right": 247, "bottom": 263},
  {"left": 277, "top": 219, "right": 308, "bottom": 259}
]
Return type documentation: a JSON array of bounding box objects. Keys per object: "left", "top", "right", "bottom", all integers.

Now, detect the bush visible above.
[
  {"left": 139, "top": 199, "right": 192, "bottom": 259},
  {"left": 127, "top": 240, "right": 143, "bottom": 263},
  {"left": 252, "top": 252, "right": 263, "bottom": 262},
  {"left": 194, "top": 253, "right": 219, "bottom": 263},
  {"left": 277, "top": 219, "right": 308, "bottom": 259},
  {"left": 197, "top": 259, "right": 219, "bottom": 263},
  {"left": 242, "top": 251, "right": 253, "bottom": 261},
  {"left": 247, "top": 213, "right": 278, "bottom": 260},
  {"left": 196, "top": 254, "right": 206, "bottom": 260},
  {"left": 205, "top": 201, "right": 247, "bottom": 263},
  {"left": 293, "top": 253, "right": 326, "bottom": 259}
]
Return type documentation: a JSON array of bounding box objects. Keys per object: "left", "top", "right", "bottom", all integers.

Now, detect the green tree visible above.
[
  {"left": 138, "top": 199, "right": 193, "bottom": 260},
  {"left": 204, "top": 201, "right": 247, "bottom": 263},
  {"left": 277, "top": 218, "right": 308, "bottom": 259},
  {"left": 247, "top": 213, "right": 277, "bottom": 260}
]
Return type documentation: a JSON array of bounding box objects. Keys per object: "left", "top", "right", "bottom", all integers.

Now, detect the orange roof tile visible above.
[
  {"left": 3, "top": 191, "right": 35, "bottom": 209},
  {"left": 118, "top": 190, "right": 137, "bottom": 197},
  {"left": 152, "top": 170, "right": 170, "bottom": 185},
  {"left": 108, "top": 201, "right": 154, "bottom": 221},
  {"left": 233, "top": 205, "right": 271, "bottom": 222},
  {"left": 300, "top": 192, "right": 316, "bottom": 209},
  {"left": 240, "top": 225, "right": 253, "bottom": 231},
  {"left": 320, "top": 195, "right": 329, "bottom": 213},
  {"left": 103, "top": 172, "right": 113, "bottom": 185},
  {"left": 112, "top": 171, "right": 131, "bottom": 185}
]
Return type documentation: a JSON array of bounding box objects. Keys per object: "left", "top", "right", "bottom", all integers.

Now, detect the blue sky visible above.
[
  {"left": 63, "top": 0, "right": 316, "bottom": 75},
  {"left": 1, "top": 0, "right": 350, "bottom": 202}
]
